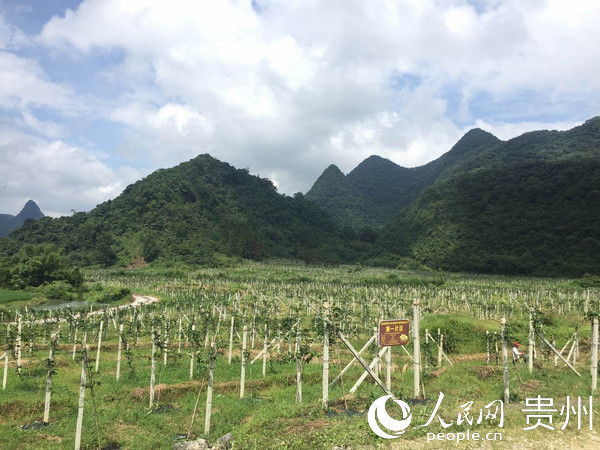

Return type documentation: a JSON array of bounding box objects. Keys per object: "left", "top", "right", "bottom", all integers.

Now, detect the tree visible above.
[{"left": 0, "top": 244, "right": 83, "bottom": 289}]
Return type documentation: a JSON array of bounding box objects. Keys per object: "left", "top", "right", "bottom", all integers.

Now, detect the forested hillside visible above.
[
  {"left": 379, "top": 118, "right": 600, "bottom": 276},
  {"left": 0, "top": 155, "right": 346, "bottom": 266},
  {"left": 2, "top": 119, "right": 599, "bottom": 276},
  {"left": 304, "top": 164, "right": 366, "bottom": 228},
  {"left": 306, "top": 128, "right": 501, "bottom": 228}
]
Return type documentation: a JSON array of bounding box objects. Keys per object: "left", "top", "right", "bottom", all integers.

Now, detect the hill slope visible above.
[
  {"left": 304, "top": 164, "right": 366, "bottom": 228},
  {"left": 0, "top": 200, "right": 45, "bottom": 237},
  {"left": 306, "top": 128, "right": 501, "bottom": 228},
  {"left": 0, "top": 155, "right": 344, "bottom": 265},
  {"left": 379, "top": 118, "right": 600, "bottom": 276}
]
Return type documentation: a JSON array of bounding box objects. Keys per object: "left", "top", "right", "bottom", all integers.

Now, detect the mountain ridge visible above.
[
  {"left": 2, "top": 118, "right": 599, "bottom": 276},
  {"left": 0, "top": 155, "right": 346, "bottom": 265},
  {"left": 0, "top": 200, "right": 45, "bottom": 238},
  {"left": 306, "top": 119, "right": 600, "bottom": 229},
  {"left": 306, "top": 126, "right": 504, "bottom": 228}
]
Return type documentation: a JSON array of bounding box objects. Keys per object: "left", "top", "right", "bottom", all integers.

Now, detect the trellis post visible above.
[
  {"left": 413, "top": 302, "right": 421, "bottom": 398},
  {"left": 501, "top": 317, "right": 510, "bottom": 404}
]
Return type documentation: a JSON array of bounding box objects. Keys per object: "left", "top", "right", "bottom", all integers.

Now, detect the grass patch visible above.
[{"left": 0, "top": 288, "right": 34, "bottom": 304}]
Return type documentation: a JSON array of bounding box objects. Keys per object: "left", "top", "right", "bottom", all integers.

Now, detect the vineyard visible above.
[{"left": 1, "top": 263, "right": 599, "bottom": 449}]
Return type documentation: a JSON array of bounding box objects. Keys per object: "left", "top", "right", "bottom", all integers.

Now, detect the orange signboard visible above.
[{"left": 379, "top": 319, "right": 410, "bottom": 346}]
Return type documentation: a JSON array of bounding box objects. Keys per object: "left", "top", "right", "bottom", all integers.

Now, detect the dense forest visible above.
[
  {"left": 306, "top": 128, "right": 501, "bottom": 228},
  {"left": 1, "top": 118, "right": 599, "bottom": 276},
  {"left": 310, "top": 117, "right": 600, "bottom": 276},
  {"left": 379, "top": 157, "right": 600, "bottom": 276},
  {"left": 0, "top": 155, "right": 369, "bottom": 266}
]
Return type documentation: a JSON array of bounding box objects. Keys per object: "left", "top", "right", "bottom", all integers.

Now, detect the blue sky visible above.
[{"left": 0, "top": 0, "right": 599, "bottom": 216}]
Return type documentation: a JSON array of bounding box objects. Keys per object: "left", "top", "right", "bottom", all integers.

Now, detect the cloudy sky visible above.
[{"left": 0, "top": 0, "right": 599, "bottom": 216}]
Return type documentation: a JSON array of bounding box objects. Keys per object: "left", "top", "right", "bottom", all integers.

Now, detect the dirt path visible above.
[{"left": 127, "top": 294, "right": 159, "bottom": 308}]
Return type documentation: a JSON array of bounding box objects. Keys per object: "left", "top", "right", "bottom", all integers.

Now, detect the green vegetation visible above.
[
  {"left": 306, "top": 128, "right": 501, "bottom": 228},
  {"left": 0, "top": 264, "right": 598, "bottom": 449},
  {"left": 380, "top": 155, "right": 600, "bottom": 277},
  {"left": 1, "top": 118, "right": 599, "bottom": 277},
  {"left": 0, "top": 155, "right": 348, "bottom": 267},
  {"left": 303, "top": 165, "right": 366, "bottom": 228},
  {"left": 0, "top": 289, "right": 33, "bottom": 304},
  {"left": 309, "top": 117, "right": 600, "bottom": 276},
  {"left": 0, "top": 245, "right": 131, "bottom": 310},
  {"left": 0, "top": 244, "right": 83, "bottom": 289}
]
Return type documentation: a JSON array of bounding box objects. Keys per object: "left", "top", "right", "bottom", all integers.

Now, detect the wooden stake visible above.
[
  {"left": 16, "top": 315, "right": 21, "bottom": 377},
  {"left": 486, "top": 330, "right": 490, "bottom": 364},
  {"left": 567, "top": 340, "right": 576, "bottom": 364},
  {"left": 425, "top": 328, "right": 429, "bottom": 372},
  {"left": 178, "top": 317, "right": 182, "bottom": 355},
  {"left": 204, "top": 344, "right": 215, "bottom": 435},
  {"left": 240, "top": 325, "right": 247, "bottom": 399},
  {"left": 426, "top": 331, "right": 453, "bottom": 365},
  {"left": 528, "top": 310, "right": 534, "bottom": 374},
  {"left": 537, "top": 332, "right": 581, "bottom": 377},
  {"left": 295, "top": 330, "right": 302, "bottom": 404},
  {"left": 95, "top": 320, "right": 103, "bottom": 373},
  {"left": 149, "top": 327, "right": 156, "bottom": 409},
  {"left": 385, "top": 346, "right": 392, "bottom": 391},
  {"left": 116, "top": 323, "right": 123, "bottom": 381},
  {"left": 574, "top": 330, "right": 579, "bottom": 365},
  {"left": 329, "top": 334, "right": 376, "bottom": 388},
  {"left": 262, "top": 324, "right": 268, "bottom": 377},
  {"left": 591, "top": 316, "right": 598, "bottom": 393},
  {"left": 43, "top": 333, "right": 57, "bottom": 423},
  {"left": 413, "top": 303, "right": 421, "bottom": 398},
  {"left": 189, "top": 324, "right": 195, "bottom": 380},
  {"left": 228, "top": 315, "right": 234, "bottom": 364},
  {"left": 501, "top": 317, "right": 509, "bottom": 404},
  {"left": 72, "top": 326, "right": 78, "bottom": 360},
  {"left": 74, "top": 332, "right": 87, "bottom": 450},
  {"left": 373, "top": 326, "right": 379, "bottom": 379},
  {"left": 439, "top": 328, "right": 444, "bottom": 366},
  {"left": 322, "top": 304, "right": 329, "bottom": 410},
  {"left": 2, "top": 352, "right": 7, "bottom": 391},
  {"left": 163, "top": 322, "right": 169, "bottom": 367},
  {"left": 349, "top": 347, "right": 388, "bottom": 393}
]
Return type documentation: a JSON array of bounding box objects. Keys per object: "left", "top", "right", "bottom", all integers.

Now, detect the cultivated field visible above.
[{"left": 0, "top": 263, "right": 599, "bottom": 449}]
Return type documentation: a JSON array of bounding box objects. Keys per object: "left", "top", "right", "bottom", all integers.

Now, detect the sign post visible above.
[
  {"left": 378, "top": 319, "right": 410, "bottom": 347},
  {"left": 378, "top": 318, "right": 410, "bottom": 395}
]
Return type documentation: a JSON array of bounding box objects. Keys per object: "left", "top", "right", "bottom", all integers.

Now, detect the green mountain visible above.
[
  {"left": 345, "top": 156, "right": 419, "bottom": 226},
  {"left": 379, "top": 117, "right": 600, "bottom": 276},
  {"left": 306, "top": 128, "right": 501, "bottom": 228},
  {"left": 0, "top": 200, "right": 45, "bottom": 238},
  {"left": 0, "top": 155, "right": 344, "bottom": 266},
  {"left": 304, "top": 164, "right": 366, "bottom": 228},
  {"left": 3, "top": 118, "right": 599, "bottom": 276}
]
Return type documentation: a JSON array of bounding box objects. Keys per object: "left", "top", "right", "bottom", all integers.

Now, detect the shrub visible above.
[
  {"left": 100, "top": 287, "right": 131, "bottom": 303},
  {"left": 573, "top": 273, "right": 600, "bottom": 288},
  {"left": 0, "top": 244, "right": 83, "bottom": 289},
  {"left": 41, "top": 280, "right": 79, "bottom": 301}
]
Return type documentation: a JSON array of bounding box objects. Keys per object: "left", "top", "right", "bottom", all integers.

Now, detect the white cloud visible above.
[
  {"left": 0, "top": 0, "right": 594, "bottom": 203},
  {"left": 0, "top": 14, "right": 25, "bottom": 49},
  {"left": 0, "top": 125, "right": 141, "bottom": 216},
  {"left": 15, "top": 109, "right": 65, "bottom": 139},
  {"left": 0, "top": 50, "right": 80, "bottom": 112},
  {"left": 110, "top": 102, "right": 213, "bottom": 135}
]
